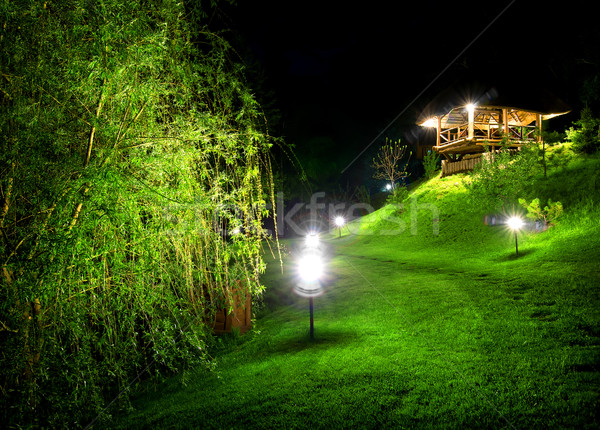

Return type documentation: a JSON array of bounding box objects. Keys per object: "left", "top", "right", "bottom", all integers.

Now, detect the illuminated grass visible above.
[{"left": 115, "top": 155, "right": 600, "bottom": 429}]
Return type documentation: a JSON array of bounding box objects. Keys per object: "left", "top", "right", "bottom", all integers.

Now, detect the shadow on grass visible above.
[
  {"left": 498, "top": 248, "right": 535, "bottom": 261},
  {"left": 271, "top": 327, "right": 358, "bottom": 356}
]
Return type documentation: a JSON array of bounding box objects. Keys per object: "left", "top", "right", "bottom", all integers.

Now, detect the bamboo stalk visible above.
[
  {"left": 71, "top": 84, "right": 105, "bottom": 230},
  {"left": 0, "top": 164, "right": 14, "bottom": 229},
  {"left": 84, "top": 84, "right": 106, "bottom": 168}
]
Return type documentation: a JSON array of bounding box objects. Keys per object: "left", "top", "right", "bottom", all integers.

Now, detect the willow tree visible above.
[{"left": 0, "top": 1, "right": 277, "bottom": 426}]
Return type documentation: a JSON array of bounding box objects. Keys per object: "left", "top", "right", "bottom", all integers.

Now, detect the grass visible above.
[{"left": 113, "top": 153, "right": 600, "bottom": 429}]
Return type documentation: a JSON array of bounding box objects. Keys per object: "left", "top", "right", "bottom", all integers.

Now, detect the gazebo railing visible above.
[{"left": 438, "top": 121, "right": 537, "bottom": 147}]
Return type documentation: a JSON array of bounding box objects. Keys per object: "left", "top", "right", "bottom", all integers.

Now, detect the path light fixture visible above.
[
  {"left": 305, "top": 232, "right": 320, "bottom": 249},
  {"left": 295, "top": 242, "right": 325, "bottom": 339},
  {"left": 507, "top": 216, "right": 524, "bottom": 256},
  {"left": 334, "top": 215, "right": 345, "bottom": 238}
]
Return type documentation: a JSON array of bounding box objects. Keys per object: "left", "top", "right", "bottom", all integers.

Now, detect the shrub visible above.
[
  {"left": 423, "top": 150, "right": 441, "bottom": 179},
  {"left": 386, "top": 186, "right": 409, "bottom": 205},
  {"left": 518, "top": 198, "right": 563, "bottom": 227},
  {"left": 468, "top": 141, "right": 538, "bottom": 212}
]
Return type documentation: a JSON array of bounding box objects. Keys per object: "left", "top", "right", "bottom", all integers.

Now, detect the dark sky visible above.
[{"left": 228, "top": 1, "right": 598, "bottom": 186}]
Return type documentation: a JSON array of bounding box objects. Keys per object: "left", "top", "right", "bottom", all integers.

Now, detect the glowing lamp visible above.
[
  {"left": 422, "top": 118, "right": 437, "bottom": 128},
  {"left": 298, "top": 253, "right": 323, "bottom": 283},
  {"left": 334, "top": 215, "right": 345, "bottom": 238},
  {"left": 305, "top": 232, "right": 320, "bottom": 248},
  {"left": 507, "top": 216, "right": 524, "bottom": 230},
  {"left": 385, "top": 183, "right": 392, "bottom": 191},
  {"left": 506, "top": 216, "right": 524, "bottom": 256},
  {"left": 295, "top": 249, "right": 325, "bottom": 340},
  {"left": 466, "top": 103, "right": 476, "bottom": 113}
]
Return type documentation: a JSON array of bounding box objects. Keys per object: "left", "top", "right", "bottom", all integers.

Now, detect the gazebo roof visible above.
[{"left": 417, "top": 78, "right": 571, "bottom": 126}]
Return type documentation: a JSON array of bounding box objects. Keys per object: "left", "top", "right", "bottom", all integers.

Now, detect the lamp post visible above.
[
  {"left": 296, "top": 243, "right": 324, "bottom": 339},
  {"left": 334, "top": 216, "right": 345, "bottom": 238},
  {"left": 305, "top": 232, "right": 320, "bottom": 248},
  {"left": 507, "top": 216, "right": 524, "bottom": 256}
]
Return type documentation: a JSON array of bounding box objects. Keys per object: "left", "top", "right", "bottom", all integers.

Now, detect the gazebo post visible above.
[
  {"left": 538, "top": 113, "right": 546, "bottom": 176},
  {"left": 467, "top": 104, "right": 475, "bottom": 140}
]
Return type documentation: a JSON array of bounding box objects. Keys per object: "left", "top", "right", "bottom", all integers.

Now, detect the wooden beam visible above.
[
  {"left": 436, "top": 116, "right": 441, "bottom": 147},
  {"left": 468, "top": 105, "right": 474, "bottom": 140}
]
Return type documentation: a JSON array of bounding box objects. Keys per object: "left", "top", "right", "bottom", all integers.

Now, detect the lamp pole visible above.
[
  {"left": 296, "top": 237, "right": 324, "bottom": 340},
  {"left": 309, "top": 297, "right": 314, "bottom": 339},
  {"left": 507, "top": 216, "right": 524, "bottom": 257},
  {"left": 334, "top": 216, "right": 345, "bottom": 238}
]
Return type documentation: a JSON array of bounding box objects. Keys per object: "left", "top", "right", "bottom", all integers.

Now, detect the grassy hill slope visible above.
[{"left": 114, "top": 152, "right": 600, "bottom": 429}]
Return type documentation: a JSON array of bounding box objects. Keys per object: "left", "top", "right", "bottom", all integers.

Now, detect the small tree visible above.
[
  {"left": 423, "top": 149, "right": 441, "bottom": 179},
  {"left": 566, "top": 107, "right": 600, "bottom": 154},
  {"left": 518, "top": 198, "right": 563, "bottom": 227},
  {"left": 371, "top": 138, "right": 411, "bottom": 189}
]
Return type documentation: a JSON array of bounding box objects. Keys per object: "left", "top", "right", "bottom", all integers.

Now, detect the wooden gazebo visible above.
[{"left": 417, "top": 80, "right": 570, "bottom": 175}]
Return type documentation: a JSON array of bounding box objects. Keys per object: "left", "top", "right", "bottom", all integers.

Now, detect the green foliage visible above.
[
  {"left": 542, "top": 130, "right": 565, "bottom": 145},
  {"left": 117, "top": 153, "right": 600, "bottom": 429},
  {"left": 518, "top": 198, "right": 563, "bottom": 226},
  {"left": 545, "top": 142, "right": 574, "bottom": 172},
  {"left": 422, "top": 150, "right": 441, "bottom": 179},
  {"left": 566, "top": 107, "right": 600, "bottom": 154},
  {"left": 386, "top": 186, "right": 409, "bottom": 205},
  {"left": 467, "top": 142, "right": 538, "bottom": 212},
  {"left": 0, "top": 1, "right": 277, "bottom": 427}
]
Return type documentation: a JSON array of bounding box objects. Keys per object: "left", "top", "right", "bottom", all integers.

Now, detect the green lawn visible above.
[{"left": 114, "top": 156, "right": 600, "bottom": 429}]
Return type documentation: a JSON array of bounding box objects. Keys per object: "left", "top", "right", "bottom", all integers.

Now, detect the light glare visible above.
[
  {"left": 507, "top": 216, "right": 524, "bottom": 230},
  {"left": 298, "top": 253, "right": 323, "bottom": 283},
  {"left": 422, "top": 118, "right": 437, "bottom": 128},
  {"left": 334, "top": 216, "right": 345, "bottom": 227},
  {"left": 305, "top": 233, "right": 320, "bottom": 248}
]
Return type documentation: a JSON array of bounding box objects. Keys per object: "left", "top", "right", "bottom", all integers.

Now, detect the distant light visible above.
[
  {"left": 298, "top": 253, "right": 323, "bottom": 283},
  {"left": 507, "top": 216, "right": 524, "bottom": 230},
  {"left": 231, "top": 227, "right": 241, "bottom": 235},
  {"left": 305, "top": 233, "right": 320, "bottom": 248},
  {"left": 385, "top": 183, "right": 392, "bottom": 191},
  {"left": 422, "top": 118, "right": 437, "bottom": 128},
  {"left": 334, "top": 216, "right": 345, "bottom": 227}
]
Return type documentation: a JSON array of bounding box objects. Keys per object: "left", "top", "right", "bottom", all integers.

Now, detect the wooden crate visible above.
[{"left": 211, "top": 286, "right": 252, "bottom": 335}]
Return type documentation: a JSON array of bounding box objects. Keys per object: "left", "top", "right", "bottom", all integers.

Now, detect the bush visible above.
[
  {"left": 423, "top": 150, "right": 441, "bottom": 179},
  {"left": 386, "top": 186, "right": 409, "bottom": 205},
  {"left": 468, "top": 142, "right": 538, "bottom": 212},
  {"left": 518, "top": 198, "right": 563, "bottom": 227}
]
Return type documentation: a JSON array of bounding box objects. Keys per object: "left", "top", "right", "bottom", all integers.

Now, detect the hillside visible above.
[{"left": 116, "top": 151, "right": 600, "bottom": 429}]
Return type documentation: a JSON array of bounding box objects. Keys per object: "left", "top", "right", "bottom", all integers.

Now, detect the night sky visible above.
[{"left": 229, "top": 1, "right": 598, "bottom": 190}]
